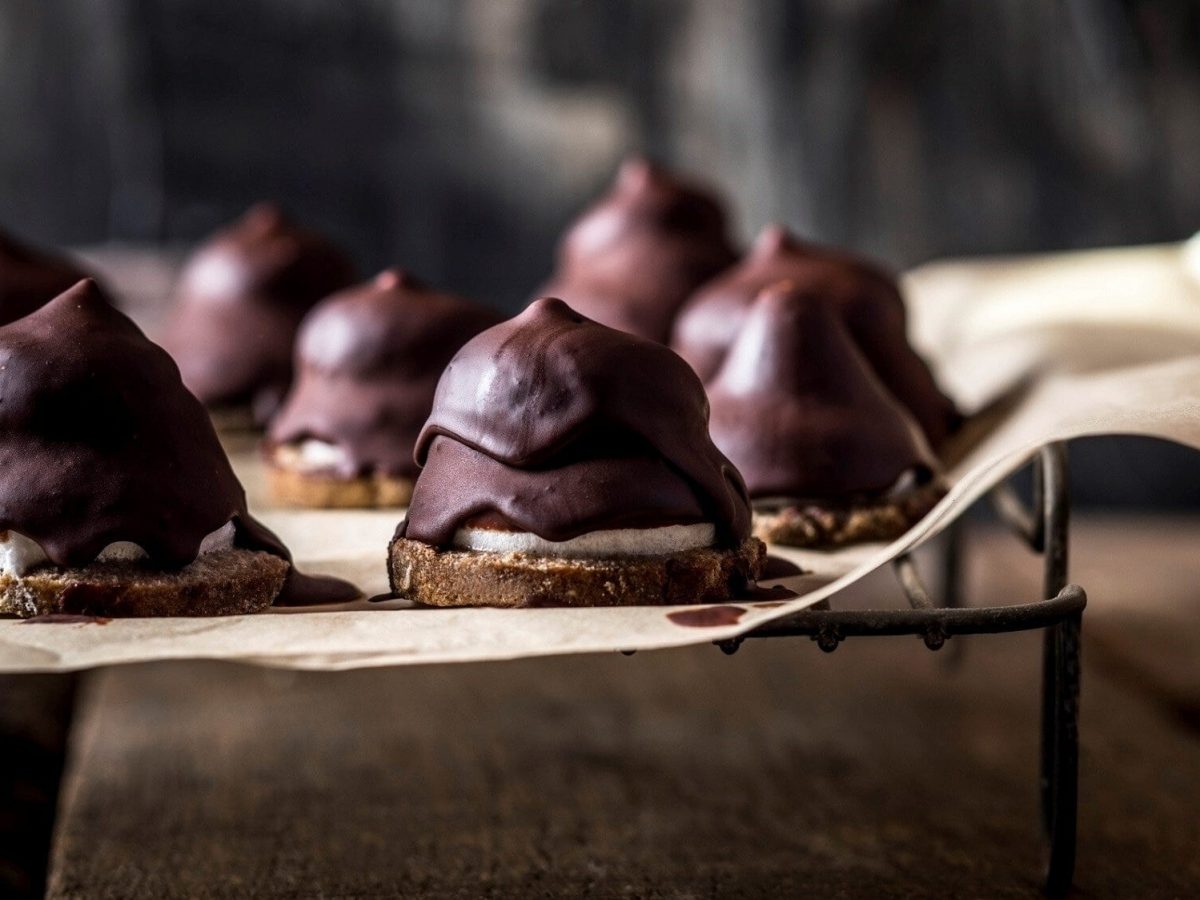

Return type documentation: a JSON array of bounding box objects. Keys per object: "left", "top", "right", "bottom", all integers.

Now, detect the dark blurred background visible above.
[
  {"left": 2, "top": 0, "right": 1199, "bottom": 506},
  {"left": 5, "top": 1, "right": 1200, "bottom": 297}
]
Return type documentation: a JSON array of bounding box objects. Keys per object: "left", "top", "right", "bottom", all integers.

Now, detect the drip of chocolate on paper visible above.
[
  {"left": 20, "top": 614, "right": 112, "bottom": 626},
  {"left": 397, "top": 298, "right": 752, "bottom": 548},
  {"left": 666, "top": 605, "right": 747, "bottom": 627},
  {"left": 277, "top": 571, "right": 360, "bottom": 607},
  {"left": 761, "top": 555, "right": 804, "bottom": 579}
]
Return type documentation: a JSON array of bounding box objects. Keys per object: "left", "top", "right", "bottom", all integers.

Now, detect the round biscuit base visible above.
[
  {"left": 753, "top": 483, "right": 946, "bottom": 548},
  {"left": 388, "top": 537, "right": 767, "bottom": 608},
  {"left": 268, "top": 465, "right": 414, "bottom": 509},
  {"left": 0, "top": 548, "right": 290, "bottom": 618}
]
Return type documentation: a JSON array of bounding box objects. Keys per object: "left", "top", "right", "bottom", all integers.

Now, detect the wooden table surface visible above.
[{"left": 5, "top": 517, "right": 1196, "bottom": 899}]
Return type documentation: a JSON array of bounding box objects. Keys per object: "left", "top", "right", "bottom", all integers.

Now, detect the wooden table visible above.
[{"left": 4, "top": 518, "right": 1195, "bottom": 898}]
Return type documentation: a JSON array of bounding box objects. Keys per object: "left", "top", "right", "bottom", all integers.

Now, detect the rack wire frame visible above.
[{"left": 717, "top": 441, "right": 1085, "bottom": 896}]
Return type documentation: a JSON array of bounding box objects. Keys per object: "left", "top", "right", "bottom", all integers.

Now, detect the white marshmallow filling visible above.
[
  {"left": 0, "top": 521, "right": 237, "bottom": 578},
  {"left": 450, "top": 523, "right": 717, "bottom": 559},
  {"left": 272, "top": 439, "right": 352, "bottom": 474}
]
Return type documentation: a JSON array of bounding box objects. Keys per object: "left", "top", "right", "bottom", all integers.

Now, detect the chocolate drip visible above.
[
  {"left": 0, "top": 227, "right": 104, "bottom": 325},
  {"left": 666, "top": 605, "right": 747, "bottom": 627},
  {"left": 398, "top": 297, "right": 751, "bottom": 547},
  {"left": 537, "top": 158, "right": 737, "bottom": 343},
  {"left": 671, "top": 225, "right": 957, "bottom": 447},
  {"left": 273, "top": 570, "right": 360, "bottom": 606},
  {"left": 0, "top": 280, "right": 330, "bottom": 596},
  {"left": 268, "top": 269, "right": 502, "bottom": 478},
  {"left": 160, "top": 203, "right": 356, "bottom": 424},
  {"left": 707, "top": 282, "right": 937, "bottom": 500}
]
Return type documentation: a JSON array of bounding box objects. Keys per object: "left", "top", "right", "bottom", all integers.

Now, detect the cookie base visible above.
[
  {"left": 753, "top": 483, "right": 946, "bottom": 548},
  {"left": 0, "top": 548, "right": 289, "bottom": 618},
  {"left": 388, "top": 537, "right": 767, "bottom": 608},
  {"left": 268, "top": 465, "right": 414, "bottom": 509}
]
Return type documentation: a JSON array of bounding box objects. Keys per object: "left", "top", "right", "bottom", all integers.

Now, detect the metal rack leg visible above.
[
  {"left": 1043, "top": 611, "right": 1081, "bottom": 896},
  {"left": 1038, "top": 442, "right": 1078, "bottom": 896},
  {"left": 940, "top": 517, "right": 966, "bottom": 665}
]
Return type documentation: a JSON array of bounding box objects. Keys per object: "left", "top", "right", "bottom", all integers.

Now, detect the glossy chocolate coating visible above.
[
  {"left": 398, "top": 297, "right": 752, "bottom": 547},
  {"left": 268, "top": 268, "right": 503, "bottom": 478},
  {"left": 161, "top": 203, "right": 356, "bottom": 424},
  {"left": 538, "top": 158, "right": 737, "bottom": 343},
  {"left": 671, "top": 225, "right": 957, "bottom": 447},
  {"left": 0, "top": 227, "right": 101, "bottom": 325},
  {"left": 0, "top": 279, "right": 294, "bottom": 569},
  {"left": 707, "top": 281, "right": 937, "bottom": 501}
]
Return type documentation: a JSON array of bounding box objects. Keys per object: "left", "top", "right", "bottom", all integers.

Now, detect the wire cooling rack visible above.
[{"left": 711, "top": 442, "right": 1084, "bottom": 896}]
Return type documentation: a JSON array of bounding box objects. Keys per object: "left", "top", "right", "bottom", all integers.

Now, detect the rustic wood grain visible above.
[
  {"left": 43, "top": 520, "right": 1200, "bottom": 898},
  {"left": 0, "top": 674, "right": 77, "bottom": 900}
]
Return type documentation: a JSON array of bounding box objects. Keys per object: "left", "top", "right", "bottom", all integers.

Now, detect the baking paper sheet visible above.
[{"left": 1, "top": 241, "right": 1199, "bottom": 672}]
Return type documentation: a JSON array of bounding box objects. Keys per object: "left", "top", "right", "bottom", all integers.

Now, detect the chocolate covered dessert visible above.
[
  {"left": 0, "top": 279, "right": 348, "bottom": 617},
  {"left": 266, "top": 268, "right": 502, "bottom": 508},
  {"left": 537, "top": 157, "right": 737, "bottom": 343},
  {"left": 161, "top": 203, "right": 356, "bottom": 427},
  {"left": 671, "top": 225, "right": 958, "bottom": 449},
  {"left": 389, "top": 298, "right": 765, "bottom": 608},
  {"left": 0, "top": 226, "right": 103, "bottom": 325},
  {"left": 706, "top": 281, "right": 945, "bottom": 548}
]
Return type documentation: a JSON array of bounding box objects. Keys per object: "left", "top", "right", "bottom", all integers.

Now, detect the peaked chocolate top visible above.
[
  {"left": 671, "top": 225, "right": 957, "bottom": 447},
  {"left": 398, "top": 297, "right": 752, "bottom": 547},
  {"left": 268, "top": 268, "right": 503, "bottom": 478},
  {"left": 0, "top": 227, "right": 102, "bottom": 326},
  {"left": 537, "top": 158, "right": 737, "bottom": 343},
  {"left": 707, "top": 282, "right": 937, "bottom": 501},
  {"left": 161, "top": 203, "right": 357, "bottom": 424},
  {"left": 0, "top": 279, "right": 293, "bottom": 571}
]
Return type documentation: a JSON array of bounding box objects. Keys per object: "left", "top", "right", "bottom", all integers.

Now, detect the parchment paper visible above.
[{"left": 1, "top": 241, "right": 1198, "bottom": 672}]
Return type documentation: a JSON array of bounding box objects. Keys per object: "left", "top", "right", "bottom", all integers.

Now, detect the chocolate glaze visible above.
[
  {"left": 671, "top": 225, "right": 957, "bottom": 447},
  {"left": 398, "top": 297, "right": 752, "bottom": 547},
  {"left": 537, "top": 158, "right": 737, "bottom": 343},
  {"left": 666, "top": 605, "right": 747, "bottom": 627},
  {"left": 0, "top": 227, "right": 104, "bottom": 325},
  {"left": 279, "top": 572, "right": 359, "bottom": 607},
  {"left": 21, "top": 614, "right": 112, "bottom": 625},
  {"left": 761, "top": 555, "right": 804, "bottom": 579},
  {"left": 706, "top": 281, "right": 938, "bottom": 501},
  {"left": 268, "top": 268, "right": 502, "bottom": 479},
  {"left": 0, "top": 280, "right": 353, "bottom": 606},
  {"left": 161, "top": 203, "right": 357, "bottom": 424}
]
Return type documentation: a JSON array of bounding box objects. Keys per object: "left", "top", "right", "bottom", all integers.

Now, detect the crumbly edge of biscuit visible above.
[
  {"left": 388, "top": 536, "right": 767, "bottom": 608},
  {"left": 267, "top": 464, "right": 414, "bottom": 509},
  {"left": 752, "top": 482, "right": 947, "bottom": 548},
  {"left": 0, "top": 548, "right": 289, "bottom": 618}
]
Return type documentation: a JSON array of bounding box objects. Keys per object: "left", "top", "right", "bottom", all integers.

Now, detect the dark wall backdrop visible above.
[
  {"left": 2, "top": 0, "right": 1200, "bottom": 507},
  {"left": 3, "top": 0, "right": 1200, "bottom": 305}
]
